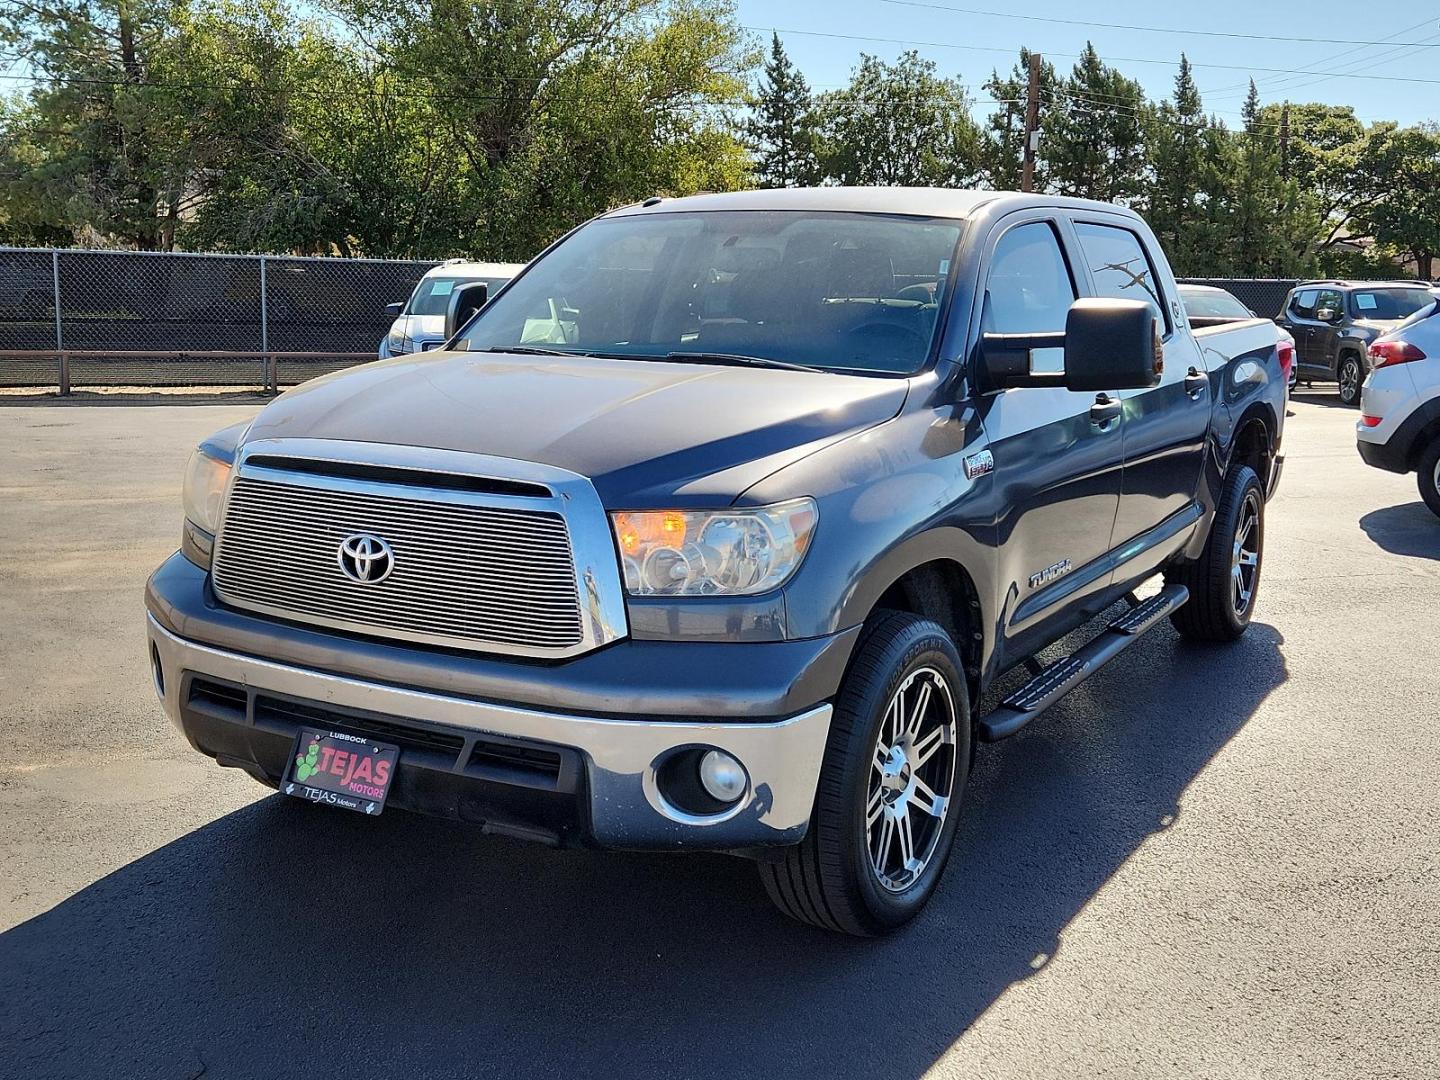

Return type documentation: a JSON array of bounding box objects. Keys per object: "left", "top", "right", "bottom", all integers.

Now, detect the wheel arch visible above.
[
  {"left": 1227, "top": 402, "right": 1278, "bottom": 493},
  {"left": 852, "top": 552, "right": 988, "bottom": 704}
]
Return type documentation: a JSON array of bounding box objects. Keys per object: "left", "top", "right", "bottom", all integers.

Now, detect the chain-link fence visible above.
[
  {"left": 1175, "top": 279, "right": 1299, "bottom": 320},
  {"left": 0, "top": 248, "right": 441, "bottom": 391},
  {"left": 0, "top": 254, "right": 1402, "bottom": 393}
]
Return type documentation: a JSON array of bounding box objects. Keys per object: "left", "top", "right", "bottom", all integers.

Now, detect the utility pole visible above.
[
  {"left": 1279, "top": 102, "right": 1291, "bottom": 182},
  {"left": 1021, "top": 52, "right": 1042, "bottom": 193}
]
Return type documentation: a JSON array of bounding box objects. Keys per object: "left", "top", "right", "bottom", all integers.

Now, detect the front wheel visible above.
[
  {"left": 1417, "top": 438, "right": 1440, "bottom": 519},
  {"left": 758, "top": 612, "right": 971, "bottom": 936},
  {"left": 1338, "top": 354, "right": 1364, "bottom": 407},
  {"left": 1166, "top": 465, "right": 1265, "bottom": 642}
]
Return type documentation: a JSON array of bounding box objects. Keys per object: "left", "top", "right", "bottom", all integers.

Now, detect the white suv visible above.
[
  {"left": 1357, "top": 295, "right": 1440, "bottom": 517},
  {"left": 380, "top": 260, "right": 525, "bottom": 358}
]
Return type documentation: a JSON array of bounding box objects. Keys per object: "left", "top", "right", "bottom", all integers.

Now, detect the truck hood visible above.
[{"left": 241, "top": 350, "right": 909, "bottom": 504}]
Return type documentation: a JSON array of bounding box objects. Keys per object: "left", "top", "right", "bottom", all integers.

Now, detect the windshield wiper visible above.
[
  {"left": 664, "top": 351, "right": 818, "bottom": 373},
  {"left": 474, "top": 345, "right": 579, "bottom": 357}
]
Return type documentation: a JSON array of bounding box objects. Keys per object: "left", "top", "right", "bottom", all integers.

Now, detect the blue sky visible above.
[{"left": 733, "top": 0, "right": 1439, "bottom": 128}]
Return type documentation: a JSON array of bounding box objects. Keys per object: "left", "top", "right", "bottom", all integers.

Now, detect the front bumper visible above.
[{"left": 145, "top": 574, "right": 842, "bottom": 851}]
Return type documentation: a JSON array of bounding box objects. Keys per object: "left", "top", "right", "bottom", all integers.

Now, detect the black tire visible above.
[
  {"left": 1166, "top": 465, "right": 1264, "bottom": 642},
  {"left": 1337, "top": 353, "right": 1365, "bottom": 407},
  {"left": 1417, "top": 438, "right": 1440, "bottom": 520},
  {"left": 758, "top": 612, "right": 971, "bottom": 936}
]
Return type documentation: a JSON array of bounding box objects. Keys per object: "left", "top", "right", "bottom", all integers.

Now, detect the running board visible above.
[{"left": 976, "top": 583, "right": 1190, "bottom": 742}]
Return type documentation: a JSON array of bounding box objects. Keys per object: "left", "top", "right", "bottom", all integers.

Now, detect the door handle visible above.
[
  {"left": 1089, "top": 393, "right": 1122, "bottom": 428},
  {"left": 1184, "top": 366, "right": 1209, "bottom": 398}
]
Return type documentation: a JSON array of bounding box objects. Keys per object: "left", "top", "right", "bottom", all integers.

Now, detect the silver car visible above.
[{"left": 380, "top": 260, "right": 524, "bottom": 358}]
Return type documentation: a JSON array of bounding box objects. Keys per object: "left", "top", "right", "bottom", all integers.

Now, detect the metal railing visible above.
[{"left": 0, "top": 247, "right": 442, "bottom": 392}]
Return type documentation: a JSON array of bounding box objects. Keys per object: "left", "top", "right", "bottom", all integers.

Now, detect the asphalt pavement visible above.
[{"left": 1, "top": 394, "right": 1436, "bottom": 1079}]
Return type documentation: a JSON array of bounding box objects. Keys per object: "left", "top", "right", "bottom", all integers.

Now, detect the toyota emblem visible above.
[{"left": 337, "top": 533, "right": 394, "bottom": 584}]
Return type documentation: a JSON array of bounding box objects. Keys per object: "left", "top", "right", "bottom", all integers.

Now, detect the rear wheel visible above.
[
  {"left": 758, "top": 612, "right": 971, "bottom": 936},
  {"left": 1417, "top": 438, "right": 1440, "bottom": 519},
  {"left": 1338, "top": 354, "right": 1364, "bottom": 406},
  {"left": 1166, "top": 465, "right": 1264, "bottom": 642}
]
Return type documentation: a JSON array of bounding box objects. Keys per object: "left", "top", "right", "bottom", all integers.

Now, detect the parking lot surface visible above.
[{"left": 2, "top": 396, "right": 1436, "bottom": 1079}]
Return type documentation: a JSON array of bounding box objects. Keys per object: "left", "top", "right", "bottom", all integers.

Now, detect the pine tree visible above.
[
  {"left": 1145, "top": 55, "right": 1211, "bottom": 272},
  {"left": 745, "top": 33, "right": 818, "bottom": 188},
  {"left": 1045, "top": 43, "right": 1148, "bottom": 203}
]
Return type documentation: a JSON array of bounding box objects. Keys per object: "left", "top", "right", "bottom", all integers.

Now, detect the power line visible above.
[
  {"left": 748, "top": 25, "right": 1440, "bottom": 86},
  {"left": 1203, "top": 15, "right": 1439, "bottom": 97},
  {"left": 878, "top": 1, "right": 1440, "bottom": 50}
]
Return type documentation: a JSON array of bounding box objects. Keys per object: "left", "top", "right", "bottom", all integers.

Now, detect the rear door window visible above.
[{"left": 1073, "top": 222, "right": 1169, "bottom": 333}]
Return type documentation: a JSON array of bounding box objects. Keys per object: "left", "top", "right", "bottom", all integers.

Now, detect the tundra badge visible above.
[{"left": 1029, "top": 559, "right": 1073, "bottom": 589}]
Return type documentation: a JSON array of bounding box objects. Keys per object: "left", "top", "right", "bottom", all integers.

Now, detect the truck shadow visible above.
[
  {"left": 1360, "top": 503, "right": 1440, "bottom": 561},
  {"left": 1, "top": 622, "right": 1287, "bottom": 1080}
]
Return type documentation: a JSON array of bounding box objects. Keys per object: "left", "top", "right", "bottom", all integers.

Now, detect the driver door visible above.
[{"left": 976, "top": 215, "right": 1126, "bottom": 664}]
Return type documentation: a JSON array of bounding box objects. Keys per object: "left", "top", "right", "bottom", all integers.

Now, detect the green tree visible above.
[
  {"left": 1351, "top": 124, "right": 1440, "bottom": 279},
  {"left": 1145, "top": 55, "right": 1210, "bottom": 272},
  {"left": 1044, "top": 42, "right": 1147, "bottom": 203},
  {"left": 745, "top": 32, "right": 817, "bottom": 188},
  {"left": 815, "top": 51, "right": 980, "bottom": 187},
  {"left": 0, "top": 0, "right": 202, "bottom": 247},
  {"left": 326, "top": 0, "right": 753, "bottom": 260}
]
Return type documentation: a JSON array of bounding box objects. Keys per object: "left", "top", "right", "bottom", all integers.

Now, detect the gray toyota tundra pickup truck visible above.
[{"left": 146, "top": 188, "right": 1286, "bottom": 935}]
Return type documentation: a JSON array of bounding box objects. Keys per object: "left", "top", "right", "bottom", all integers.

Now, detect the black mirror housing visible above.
[
  {"left": 1062, "top": 298, "right": 1162, "bottom": 392},
  {"left": 443, "top": 282, "right": 489, "bottom": 340},
  {"left": 383, "top": 301, "right": 404, "bottom": 318}
]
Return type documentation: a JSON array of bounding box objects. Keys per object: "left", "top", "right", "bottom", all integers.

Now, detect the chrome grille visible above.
[{"left": 212, "top": 473, "right": 585, "bottom": 654}]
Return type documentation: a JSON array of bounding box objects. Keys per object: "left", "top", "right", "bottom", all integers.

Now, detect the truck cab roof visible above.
[{"left": 606, "top": 187, "right": 1148, "bottom": 223}]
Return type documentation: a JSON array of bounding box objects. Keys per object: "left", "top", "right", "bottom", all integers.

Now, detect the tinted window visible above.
[
  {"left": 986, "top": 222, "right": 1075, "bottom": 334},
  {"left": 406, "top": 276, "right": 510, "bottom": 316},
  {"left": 1350, "top": 288, "right": 1433, "bottom": 320},
  {"left": 1179, "top": 287, "right": 1251, "bottom": 319},
  {"left": 1074, "top": 222, "right": 1167, "bottom": 330},
  {"left": 1291, "top": 289, "right": 1320, "bottom": 317},
  {"left": 1394, "top": 298, "right": 1439, "bottom": 330},
  {"left": 456, "top": 211, "right": 963, "bottom": 375},
  {"left": 1314, "top": 289, "right": 1344, "bottom": 317},
  {"left": 985, "top": 222, "right": 1075, "bottom": 375}
]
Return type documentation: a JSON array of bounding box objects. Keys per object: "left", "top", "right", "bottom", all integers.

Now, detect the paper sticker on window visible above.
[
  {"left": 431, "top": 280, "right": 455, "bottom": 297},
  {"left": 1356, "top": 293, "right": 1377, "bottom": 310},
  {"left": 939, "top": 259, "right": 950, "bottom": 275}
]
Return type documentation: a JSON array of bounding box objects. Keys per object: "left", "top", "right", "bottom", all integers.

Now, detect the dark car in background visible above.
[{"left": 1278, "top": 280, "right": 1435, "bottom": 405}]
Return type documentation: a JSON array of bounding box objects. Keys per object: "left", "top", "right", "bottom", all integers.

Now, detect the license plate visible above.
[{"left": 283, "top": 727, "right": 399, "bottom": 815}]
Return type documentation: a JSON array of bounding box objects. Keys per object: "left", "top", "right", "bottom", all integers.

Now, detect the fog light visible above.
[
  {"left": 150, "top": 641, "right": 165, "bottom": 700},
  {"left": 698, "top": 750, "right": 746, "bottom": 803}
]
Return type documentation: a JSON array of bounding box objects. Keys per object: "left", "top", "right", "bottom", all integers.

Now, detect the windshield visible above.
[
  {"left": 405, "top": 276, "right": 510, "bottom": 316},
  {"left": 1349, "top": 288, "right": 1432, "bottom": 320},
  {"left": 1179, "top": 287, "right": 1251, "bottom": 319},
  {"left": 455, "top": 210, "right": 965, "bottom": 375}
]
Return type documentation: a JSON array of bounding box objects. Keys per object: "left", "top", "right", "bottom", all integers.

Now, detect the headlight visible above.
[
  {"left": 611, "top": 499, "right": 817, "bottom": 596},
  {"left": 182, "top": 449, "right": 232, "bottom": 535}
]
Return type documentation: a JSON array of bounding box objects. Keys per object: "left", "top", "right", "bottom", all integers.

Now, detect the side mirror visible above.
[
  {"left": 443, "top": 281, "right": 489, "bottom": 340},
  {"left": 1063, "top": 298, "right": 1163, "bottom": 392},
  {"left": 980, "top": 298, "right": 1161, "bottom": 393},
  {"left": 1316, "top": 307, "right": 1338, "bottom": 323},
  {"left": 384, "top": 301, "right": 404, "bottom": 318}
]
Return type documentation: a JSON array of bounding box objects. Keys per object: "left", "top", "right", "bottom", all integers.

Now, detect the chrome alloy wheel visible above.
[
  {"left": 866, "top": 667, "right": 959, "bottom": 893},
  {"left": 1232, "top": 491, "right": 1262, "bottom": 616},
  {"left": 1339, "top": 358, "right": 1361, "bottom": 404}
]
